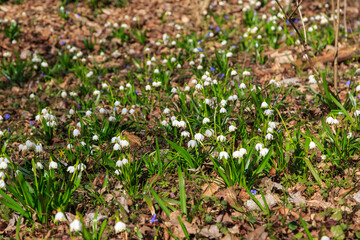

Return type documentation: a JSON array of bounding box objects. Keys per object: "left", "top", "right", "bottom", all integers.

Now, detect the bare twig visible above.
[
  {"left": 274, "top": 0, "right": 318, "bottom": 76},
  {"left": 296, "top": 0, "right": 307, "bottom": 44},
  {"left": 344, "top": 0, "right": 347, "bottom": 39},
  {"left": 334, "top": 0, "right": 340, "bottom": 91}
]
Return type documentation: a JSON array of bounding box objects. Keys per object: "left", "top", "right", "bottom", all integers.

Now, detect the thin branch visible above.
[{"left": 334, "top": 0, "right": 340, "bottom": 91}]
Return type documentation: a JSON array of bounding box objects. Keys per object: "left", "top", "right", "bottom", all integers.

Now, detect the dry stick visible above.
[
  {"left": 274, "top": 0, "right": 319, "bottom": 76},
  {"left": 288, "top": 0, "right": 303, "bottom": 20},
  {"left": 296, "top": 0, "right": 307, "bottom": 44},
  {"left": 334, "top": 0, "right": 340, "bottom": 91},
  {"left": 344, "top": 0, "right": 347, "bottom": 40}
]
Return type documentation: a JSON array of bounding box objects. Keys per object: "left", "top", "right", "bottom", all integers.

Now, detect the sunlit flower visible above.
[
  {"left": 54, "top": 210, "right": 66, "bottom": 223},
  {"left": 181, "top": 131, "right": 190, "bottom": 137},
  {"left": 264, "top": 109, "right": 274, "bottom": 116},
  {"left": 49, "top": 161, "right": 58, "bottom": 170},
  {"left": 92, "top": 135, "right": 99, "bottom": 141},
  {"left": 0, "top": 179, "right": 5, "bottom": 189},
  {"left": 229, "top": 125, "right": 237, "bottom": 132},
  {"left": 259, "top": 148, "right": 269, "bottom": 157},
  {"left": 261, "top": 101, "right": 269, "bottom": 108},
  {"left": 203, "top": 118, "right": 210, "bottom": 124},
  {"left": 218, "top": 151, "right": 229, "bottom": 159},
  {"left": 217, "top": 135, "right": 226, "bottom": 142},
  {"left": 219, "top": 108, "right": 227, "bottom": 113},
  {"left": 36, "top": 162, "right": 44, "bottom": 169},
  {"left": 187, "top": 140, "right": 197, "bottom": 148},
  {"left": 194, "top": 133, "right": 205, "bottom": 142},
  {"left": 205, "top": 129, "right": 214, "bottom": 137},
  {"left": 114, "top": 221, "right": 126, "bottom": 233},
  {"left": 70, "top": 216, "right": 82, "bottom": 232},
  {"left": 309, "top": 141, "right": 316, "bottom": 149},
  {"left": 255, "top": 143, "right": 264, "bottom": 151},
  {"left": 73, "top": 129, "right": 80, "bottom": 137},
  {"left": 265, "top": 133, "right": 273, "bottom": 140},
  {"left": 67, "top": 166, "right": 75, "bottom": 173}
]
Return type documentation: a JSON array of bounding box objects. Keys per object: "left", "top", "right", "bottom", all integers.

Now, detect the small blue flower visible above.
[
  {"left": 290, "top": 32, "right": 294, "bottom": 36},
  {"left": 97, "top": 75, "right": 101, "bottom": 79},
  {"left": 210, "top": 66, "right": 215, "bottom": 72},
  {"left": 250, "top": 189, "right": 258, "bottom": 195},
  {"left": 30, "top": 121, "right": 34, "bottom": 125},
  {"left": 148, "top": 78, "right": 152, "bottom": 82},
  {"left": 41, "top": 73, "right": 45, "bottom": 77},
  {"left": 135, "top": 90, "right": 139, "bottom": 95},
  {"left": 216, "top": 27, "right": 221, "bottom": 32},
  {"left": 286, "top": 20, "right": 290, "bottom": 24},
  {"left": 4, "top": 114, "right": 10, "bottom": 120},
  {"left": 78, "top": 104, "right": 81, "bottom": 108},
  {"left": 198, "top": 47, "right": 203, "bottom": 52},
  {"left": 149, "top": 214, "right": 158, "bottom": 224},
  {"left": 60, "top": 40, "right": 66, "bottom": 45},
  {"left": 294, "top": 19, "right": 299, "bottom": 24},
  {"left": 347, "top": 27, "right": 351, "bottom": 33},
  {"left": 209, "top": 25, "right": 214, "bottom": 30},
  {"left": 220, "top": 73, "right": 225, "bottom": 78},
  {"left": 90, "top": 108, "right": 92, "bottom": 111},
  {"left": 346, "top": 80, "right": 351, "bottom": 86},
  {"left": 224, "top": 15, "right": 228, "bottom": 19},
  {"left": 7, "top": 128, "right": 10, "bottom": 132},
  {"left": 114, "top": 107, "right": 117, "bottom": 111}
]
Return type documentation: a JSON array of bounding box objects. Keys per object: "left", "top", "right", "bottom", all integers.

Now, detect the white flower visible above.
[
  {"left": 30, "top": 93, "right": 35, "bottom": 99},
  {"left": 86, "top": 110, "right": 92, "bottom": 116},
  {"left": 99, "top": 108, "right": 106, "bottom": 114},
  {"left": 226, "top": 52, "right": 233, "bottom": 58},
  {"left": 188, "top": 140, "right": 197, "bottom": 148},
  {"left": 115, "top": 169, "right": 121, "bottom": 175},
  {"left": 354, "top": 110, "right": 360, "bottom": 116},
  {"left": 229, "top": 125, "right": 237, "bottom": 132},
  {"left": 41, "top": 62, "right": 48, "bottom": 68},
  {"left": 120, "top": 140, "right": 129, "bottom": 148},
  {"left": 181, "top": 131, "right": 190, "bottom": 137},
  {"left": 109, "top": 116, "right": 116, "bottom": 122},
  {"left": 93, "top": 90, "right": 100, "bottom": 96},
  {"left": 0, "top": 179, "right": 5, "bottom": 189},
  {"left": 77, "top": 163, "right": 86, "bottom": 171},
  {"left": 259, "top": 148, "right": 269, "bottom": 157},
  {"left": 67, "top": 144, "right": 73, "bottom": 149},
  {"left": 264, "top": 109, "right": 274, "bottom": 116},
  {"left": 178, "top": 120, "right": 186, "bottom": 128},
  {"left": 309, "top": 75, "right": 317, "bottom": 84},
  {"left": 194, "top": 133, "right": 205, "bottom": 142},
  {"left": 36, "top": 162, "right": 44, "bottom": 169},
  {"left": 121, "top": 108, "right": 128, "bottom": 115},
  {"left": 243, "top": 71, "right": 251, "bottom": 76},
  {"left": 217, "top": 135, "right": 226, "bottom": 142},
  {"left": 0, "top": 162, "right": 8, "bottom": 170},
  {"left": 195, "top": 84, "right": 203, "bottom": 90},
  {"left": 309, "top": 141, "right": 316, "bottom": 149},
  {"left": 347, "top": 132, "right": 353, "bottom": 139},
  {"left": 220, "top": 100, "right": 227, "bottom": 107},
  {"left": 219, "top": 108, "right": 227, "bottom": 113},
  {"left": 92, "top": 135, "right": 99, "bottom": 141},
  {"left": 114, "top": 221, "right": 126, "bottom": 233},
  {"left": 268, "top": 121, "right": 277, "bottom": 129},
  {"left": 54, "top": 211, "right": 66, "bottom": 222},
  {"left": 35, "top": 144, "right": 43, "bottom": 153},
  {"left": 255, "top": 143, "right": 264, "bottom": 151},
  {"left": 61, "top": 91, "right": 67, "bottom": 98},
  {"left": 113, "top": 143, "right": 121, "bottom": 151},
  {"left": 320, "top": 236, "right": 330, "bottom": 240},
  {"left": 265, "top": 133, "right": 273, "bottom": 140},
  {"left": 73, "top": 129, "right": 80, "bottom": 137},
  {"left": 218, "top": 151, "right": 229, "bottom": 159},
  {"left": 205, "top": 129, "right": 214, "bottom": 137},
  {"left": 163, "top": 108, "right": 170, "bottom": 114},
  {"left": 356, "top": 85, "right": 360, "bottom": 92},
  {"left": 0, "top": 171, "right": 4, "bottom": 178},
  {"left": 239, "top": 83, "right": 246, "bottom": 89},
  {"left": 261, "top": 101, "right": 269, "bottom": 108},
  {"left": 161, "top": 120, "right": 168, "bottom": 126},
  {"left": 203, "top": 118, "right": 210, "bottom": 124},
  {"left": 49, "top": 161, "right": 58, "bottom": 169},
  {"left": 231, "top": 70, "right": 237, "bottom": 76},
  {"left": 67, "top": 166, "right": 75, "bottom": 173},
  {"left": 70, "top": 216, "right": 82, "bottom": 232},
  {"left": 145, "top": 85, "right": 151, "bottom": 91}
]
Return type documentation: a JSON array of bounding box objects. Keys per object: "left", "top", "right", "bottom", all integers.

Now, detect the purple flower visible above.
[
  {"left": 209, "top": 25, "right": 214, "bottom": 30},
  {"left": 224, "top": 15, "right": 228, "bottom": 20},
  {"left": 216, "top": 27, "right": 221, "bottom": 32},
  {"left": 7, "top": 128, "right": 10, "bottom": 132},
  {"left": 114, "top": 107, "right": 117, "bottom": 111},
  {"left": 41, "top": 73, "right": 45, "bottom": 77},
  {"left": 250, "top": 189, "right": 258, "bottom": 195},
  {"left": 78, "top": 104, "right": 81, "bottom": 108},
  {"left": 198, "top": 47, "right": 203, "bottom": 52},
  {"left": 60, "top": 40, "right": 66, "bottom": 45},
  {"left": 4, "top": 114, "right": 10, "bottom": 120},
  {"left": 294, "top": 19, "right": 299, "bottom": 24},
  {"left": 149, "top": 214, "right": 158, "bottom": 224},
  {"left": 286, "top": 20, "right": 290, "bottom": 24},
  {"left": 30, "top": 121, "right": 34, "bottom": 125},
  {"left": 210, "top": 66, "right": 215, "bottom": 72},
  {"left": 346, "top": 80, "right": 351, "bottom": 86}
]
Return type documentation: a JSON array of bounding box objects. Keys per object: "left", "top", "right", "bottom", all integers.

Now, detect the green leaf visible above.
[
  {"left": 331, "top": 225, "right": 345, "bottom": 240},
  {"left": 150, "top": 188, "right": 171, "bottom": 217},
  {"left": 177, "top": 167, "right": 187, "bottom": 215}
]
